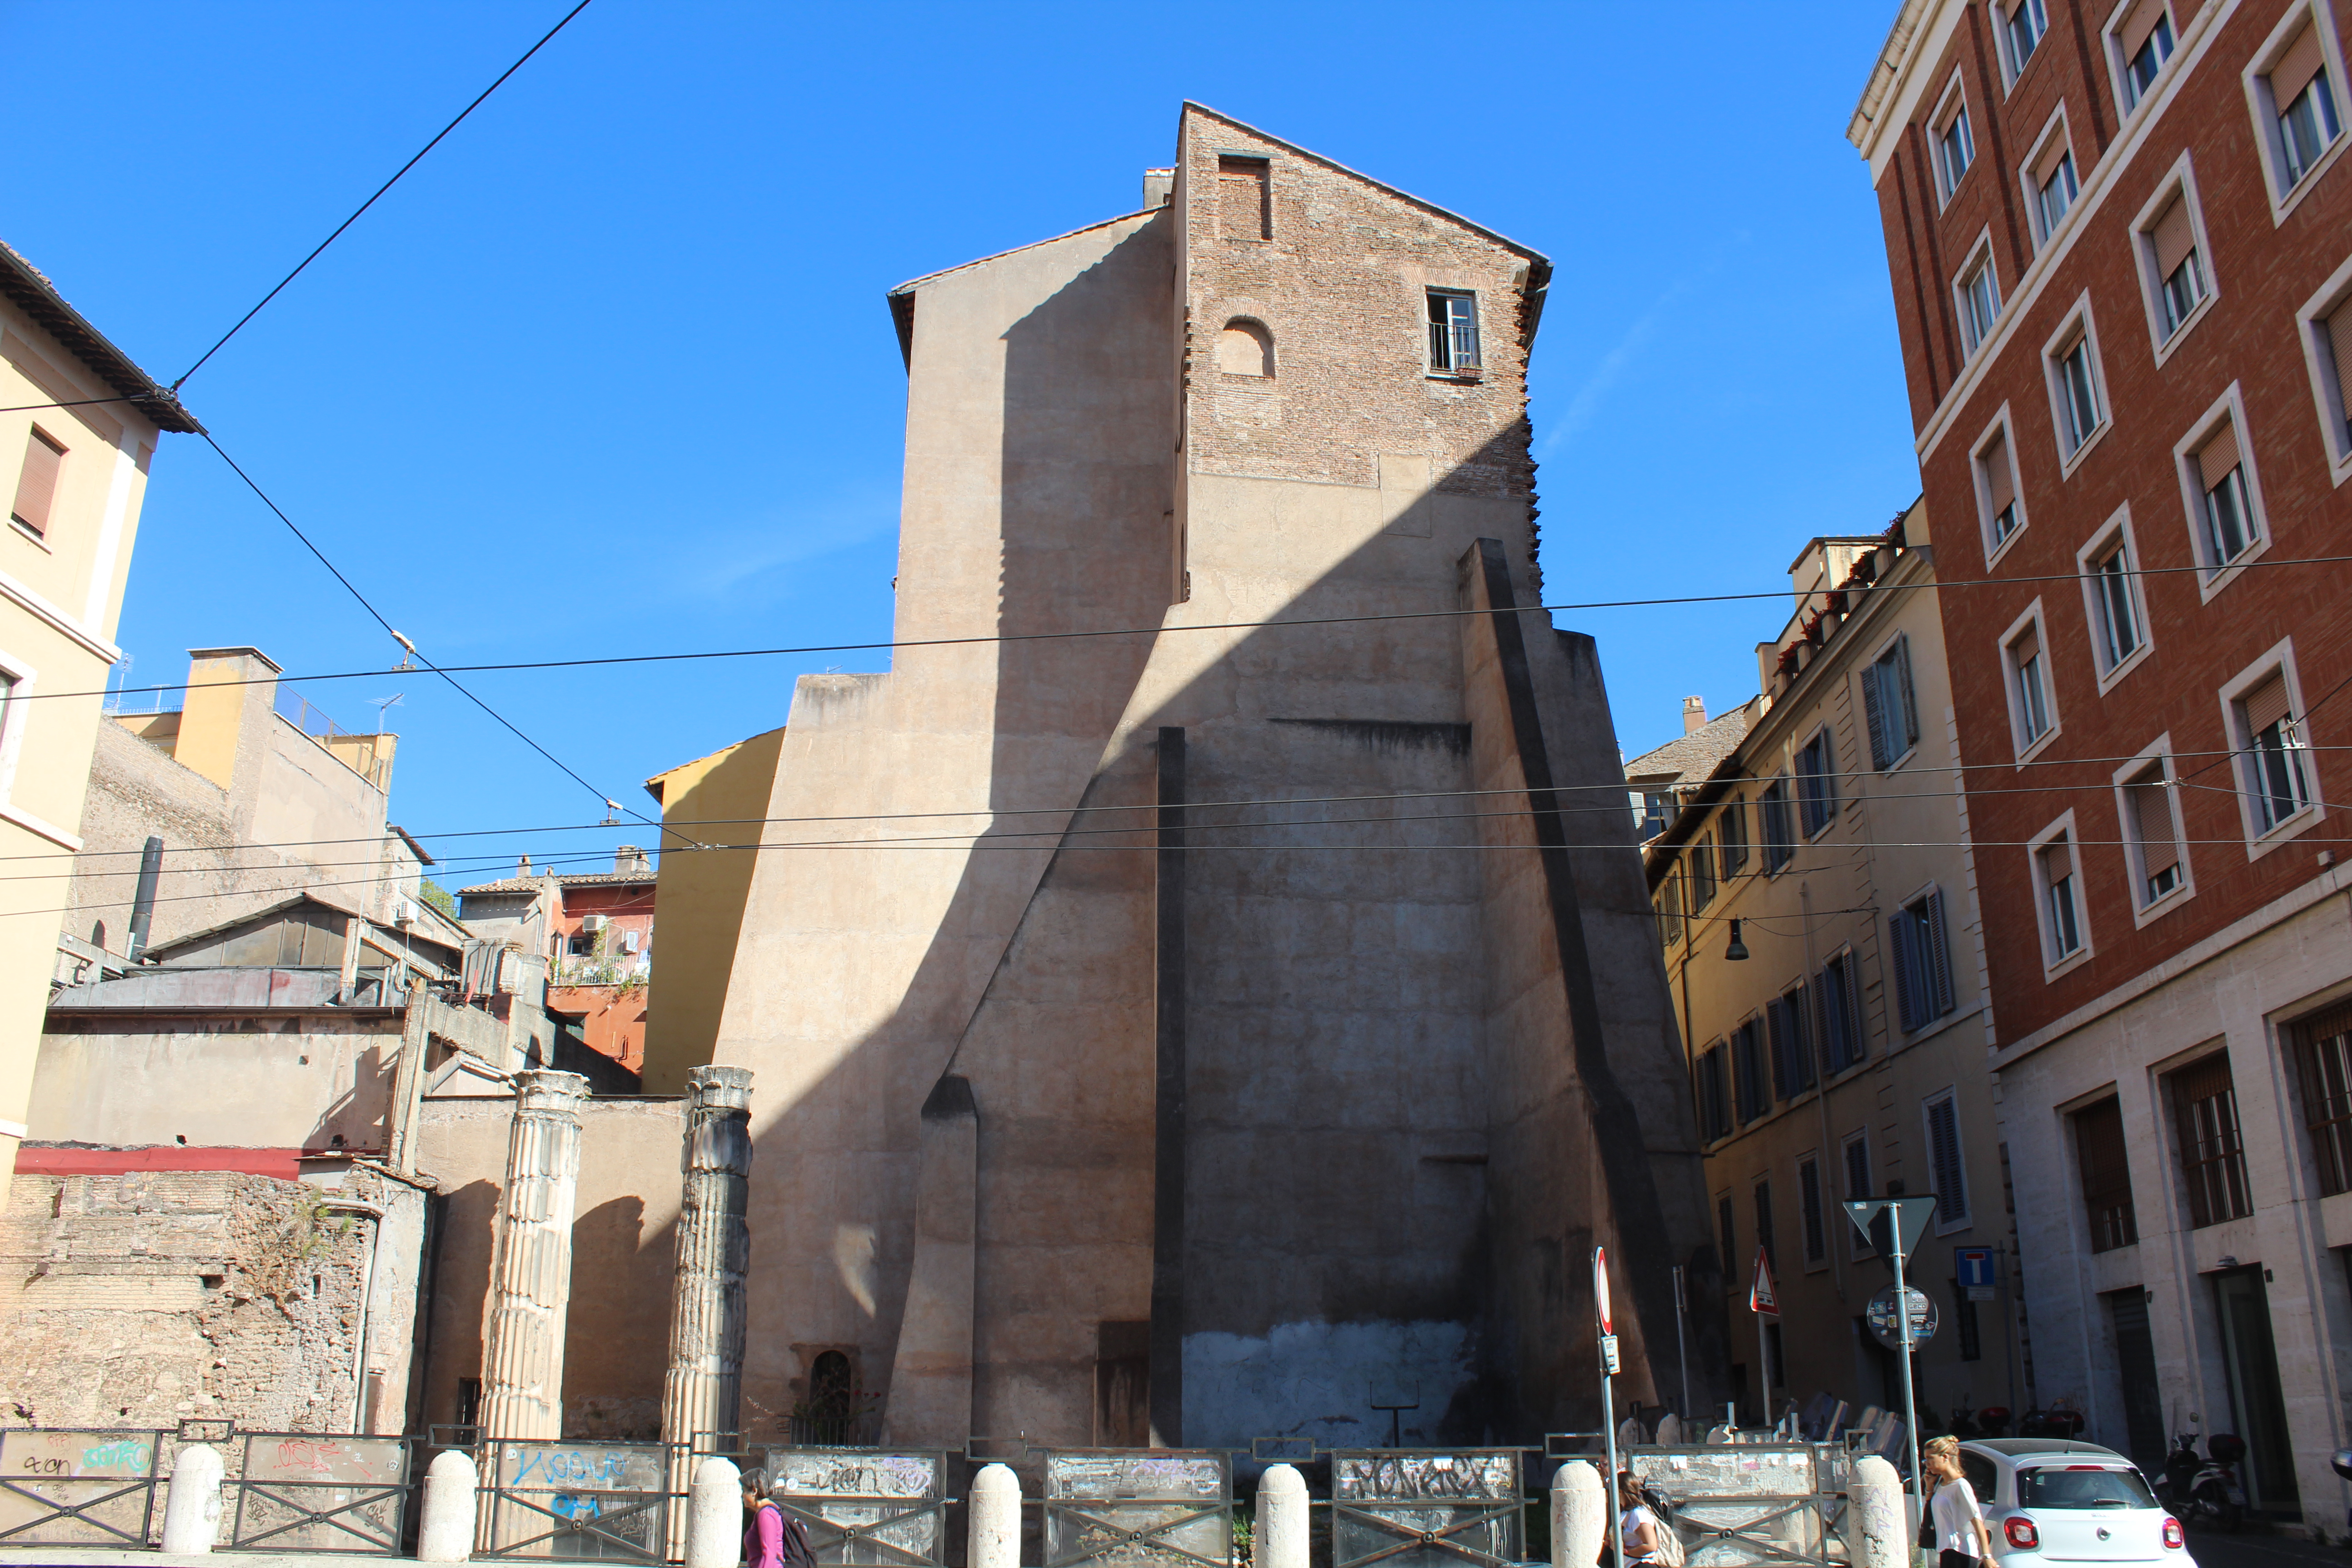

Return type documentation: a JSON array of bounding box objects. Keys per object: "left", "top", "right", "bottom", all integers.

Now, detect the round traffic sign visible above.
[
  {"left": 1865, "top": 1285, "right": 1940, "bottom": 1350},
  {"left": 1594, "top": 1247, "right": 1612, "bottom": 1334}
]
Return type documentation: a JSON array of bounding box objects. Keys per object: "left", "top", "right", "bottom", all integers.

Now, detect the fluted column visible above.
[
  {"left": 661, "top": 1065, "right": 755, "bottom": 1450},
  {"left": 478, "top": 1070, "right": 590, "bottom": 1443}
]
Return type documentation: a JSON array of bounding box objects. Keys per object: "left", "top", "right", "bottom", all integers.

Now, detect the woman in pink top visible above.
[{"left": 742, "top": 1470, "right": 785, "bottom": 1568}]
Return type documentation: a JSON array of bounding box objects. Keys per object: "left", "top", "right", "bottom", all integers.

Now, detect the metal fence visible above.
[
  {"left": 0, "top": 1429, "right": 162, "bottom": 1548},
  {"left": 226, "top": 1432, "right": 411, "bottom": 1554},
  {"left": 1041, "top": 1450, "right": 1230, "bottom": 1568},
  {"left": 1329, "top": 1450, "right": 1524, "bottom": 1568},
  {"left": 1622, "top": 1444, "right": 1851, "bottom": 1568},
  {"left": 764, "top": 1447, "right": 948, "bottom": 1568},
  {"left": 479, "top": 1439, "right": 676, "bottom": 1561}
]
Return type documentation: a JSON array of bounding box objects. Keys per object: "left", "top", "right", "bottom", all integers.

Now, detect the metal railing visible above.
[
  {"left": 274, "top": 684, "right": 394, "bottom": 791},
  {"left": 225, "top": 1432, "right": 411, "bottom": 1554},
  {"left": 479, "top": 1439, "right": 677, "bottom": 1561},
  {"left": 0, "top": 1429, "right": 162, "bottom": 1548}
]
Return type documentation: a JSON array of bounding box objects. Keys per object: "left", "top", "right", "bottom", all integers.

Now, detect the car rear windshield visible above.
[{"left": 2017, "top": 1467, "right": 2156, "bottom": 1509}]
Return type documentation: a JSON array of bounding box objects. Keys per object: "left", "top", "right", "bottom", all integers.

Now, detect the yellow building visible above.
[
  {"left": 638, "top": 726, "right": 783, "bottom": 1094},
  {"left": 0, "top": 241, "right": 200, "bottom": 1204}
]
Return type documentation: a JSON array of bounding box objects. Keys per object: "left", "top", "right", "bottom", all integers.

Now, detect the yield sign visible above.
[
  {"left": 1842, "top": 1196, "right": 1939, "bottom": 1261},
  {"left": 1748, "top": 1246, "right": 1779, "bottom": 1317},
  {"left": 1594, "top": 1246, "right": 1612, "bottom": 1334}
]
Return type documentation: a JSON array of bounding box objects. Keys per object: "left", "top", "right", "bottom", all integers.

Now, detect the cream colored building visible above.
[
  {"left": 0, "top": 241, "right": 199, "bottom": 1205},
  {"left": 1641, "top": 502, "right": 2015, "bottom": 1434}
]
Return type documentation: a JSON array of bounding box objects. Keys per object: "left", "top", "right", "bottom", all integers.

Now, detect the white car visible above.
[{"left": 1956, "top": 1439, "right": 2192, "bottom": 1568}]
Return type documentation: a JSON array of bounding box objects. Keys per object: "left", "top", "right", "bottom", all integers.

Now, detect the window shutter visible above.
[
  {"left": 11, "top": 428, "right": 64, "bottom": 534},
  {"left": 2195, "top": 422, "right": 2241, "bottom": 490},
  {"left": 2151, "top": 195, "right": 2197, "bottom": 276},
  {"left": 2121, "top": 0, "right": 2168, "bottom": 58},
  {"left": 2243, "top": 671, "right": 2293, "bottom": 735},
  {"left": 2040, "top": 836, "right": 2074, "bottom": 882},
  {"left": 1890, "top": 915, "right": 1918, "bottom": 1032},
  {"left": 2327, "top": 301, "right": 2352, "bottom": 421},
  {"left": 1894, "top": 637, "right": 1920, "bottom": 749},
  {"left": 2172, "top": 1052, "right": 2234, "bottom": 1109},
  {"left": 2010, "top": 622, "right": 2040, "bottom": 666},
  {"left": 2271, "top": 23, "right": 2326, "bottom": 107},
  {"left": 1985, "top": 433, "right": 2015, "bottom": 513},
  {"left": 1862, "top": 662, "right": 1889, "bottom": 769},
  {"left": 1926, "top": 891, "right": 1955, "bottom": 1015},
  {"left": 2133, "top": 781, "right": 2180, "bottom": 874},
  {"left": 1928, "top": 1096, "right": 1969, "bottom": 1221}
]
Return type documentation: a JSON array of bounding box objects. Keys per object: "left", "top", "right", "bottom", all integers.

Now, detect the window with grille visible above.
[
  {"left": 2116, "top": 0, "right": 2176, "bottom": 110},
  {"left": 1426, "top": 289, "right": 1481, "bottom": 375},
  {"left": 1734, "top": 1019, "right": 1771, "bottom": 1125},
  {"left": 1797, "top": 730, "right": 1836, "bottom": 836},
  {"left": 1753, "top": 1181, "right": 1776, "bottom": 1270},
  {"left": 1890, "top": 888, "right": 1956, "bottom": 1033},
  {"left": 1862, "top": 635, "right": 1921, "bottom": 770},
  {"left": 1843, "top": 1133, "right": 1874, "bottom": 1256},
  {"left": 2073, "top": 1097, "right": 2139, "bottom": 1251},
  {"left": 1719, "top": 797, "right": 1749, "bottom": 877},
  {"left": 2007, "top": 621, "right": 2053, "bottom": 748},
  {"left": 1798, "top": 1157, "right": 1827, "bottom": 1264},
  {"left": 1770, "top": 984, "right": 1816, "bottom": 1099},
  {"left": 1698, "top": 1044, "right": 1730, "bottom": 1142},
  {"left": 2170, "top": 1053, "right": 2252, "bottom": 1228},
  {"left": 2036, "top": 833, "right": 2085, "bottom": 964},
  {"left": 1818, "top": 950, "right": 1864, "bottom": 1073},
  {"left": 2234, "top": 670, "right": 2311, "bottom": 834},
  {"left": 1760, "top": 777, "right": 1794, "bottom": 871},
  {"left": 2298, "top": 1004, "right": 2352, "bottom": 1196},
  {"left": 2191, "top": 421, "right": 2259, "bottom": 571},
  {"left": 2268, "top": 21, "right": 2342, "bottom": 188},
  {"left": 2055, "top": 333, "right": 2103, "bottom": 452},
  {"left": 2146, "top": 192, "right": 2205, "bottom": 339},
  {"left": 10, "top": 427, "right": 64, "bottom": 537},
  {"left": 1978, "top": 426, "right": 2022, "bottom": 549},
  {"left": 1924, "top": 1091, "right": 1970, "bottom": 1225},
  {"left": 2121, "top": 764, "right": 2184, "bottom": 905}
]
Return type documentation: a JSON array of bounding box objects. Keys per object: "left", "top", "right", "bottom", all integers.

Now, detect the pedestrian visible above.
[
  {"left": 1612, "top": 1471, "right": 1660, "bottom": 1567},
  {"left": 1920, "top": 1436, "right": 1993, "bottom": 1568},
  {"left": 743, "top": 1469, "right": 786, "bottom": 1568}
]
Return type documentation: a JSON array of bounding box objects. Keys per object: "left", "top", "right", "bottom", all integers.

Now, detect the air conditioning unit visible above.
[
  {"left": 581, "top": 913, "right": 608, "bottom": 933},
  {"left": 620, "top": 929, "right": 641, "bottom": 954},
  {"left": 393, "top": 897, "right": 417, "bottom": 926}
]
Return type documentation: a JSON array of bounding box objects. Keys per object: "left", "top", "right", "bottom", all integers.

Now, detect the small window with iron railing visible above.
[
  {"left": 2297, "top": 1004, "right": 2352, "bottom": 1196},
  {"left": 2170, "top": 1052, "right": 2253, "bottom": 1228},
  {"left": 1426, "top": 289, "right": 1481, "bottom": 376}
]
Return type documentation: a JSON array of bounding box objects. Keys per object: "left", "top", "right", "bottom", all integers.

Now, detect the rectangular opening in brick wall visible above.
[{"left": 1217, "top": 155, "right": 1269, "bottom": 240}]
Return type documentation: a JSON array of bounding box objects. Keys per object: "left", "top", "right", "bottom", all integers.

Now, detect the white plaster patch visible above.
[{"left": 1183, "top": 1319, "right": 1475, "bottom": 1448}]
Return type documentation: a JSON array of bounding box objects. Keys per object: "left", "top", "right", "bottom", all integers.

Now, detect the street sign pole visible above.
[
  {"left": 1596, "top": 1247, "right": 1623, "bottom": 1568},
  {"left": 1845, "top": 1197, "right": 1937, "bottom": 1506},
  {"left": 1891, "top": 1225, "right": 1923, "bottom": 1505},
  {"left": 1672, "top": 1264, "right": 1690, "bottom": 1423}
]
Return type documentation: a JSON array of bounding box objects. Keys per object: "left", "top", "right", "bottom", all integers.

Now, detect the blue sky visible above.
[{"left": 9, "top": 2, "right": 1918, "bottom": 882}]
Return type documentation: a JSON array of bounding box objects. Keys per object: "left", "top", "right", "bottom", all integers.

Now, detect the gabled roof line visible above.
[{"left": 1180, "top": 102, "right": 1552, "bottom": 271}]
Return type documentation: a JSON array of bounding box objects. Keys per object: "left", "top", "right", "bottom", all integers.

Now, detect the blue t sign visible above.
[{"left": 1956, "top": 1246, "right": 1997, "bottom": 1299}]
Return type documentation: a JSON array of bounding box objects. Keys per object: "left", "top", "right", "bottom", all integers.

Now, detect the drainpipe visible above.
[
  {"left": 125, "top": 836, "right": 163, "bottom": 961},
  {"left": 319, "top": 1198, "right": 386, "bottom": 1431}
]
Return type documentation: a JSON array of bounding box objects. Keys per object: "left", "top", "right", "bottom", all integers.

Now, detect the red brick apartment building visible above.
[{"left": 1852, "top": 0, "right": 2352, "bottom": 1521}]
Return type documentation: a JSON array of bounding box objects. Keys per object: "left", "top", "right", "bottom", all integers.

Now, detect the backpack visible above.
[
  {"left": 762, "top": 1504, "right": 817, "bottom": 1568},
  {"left": 1640, "top": 1490, "right": 1686, "bottom": 1568}
]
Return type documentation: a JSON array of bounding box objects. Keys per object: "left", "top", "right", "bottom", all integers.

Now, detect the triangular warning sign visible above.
[{"left": 1748, "top": 1246, "right": 1780, "bottom": 1317}]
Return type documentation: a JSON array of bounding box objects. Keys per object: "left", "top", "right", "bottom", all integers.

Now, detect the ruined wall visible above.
[
  {"left": 413, "top": 1096, "right": 684, "bottom": 1440},
  {"left": 0, "top": 1166, "right": 423, "bottom": 1434}
]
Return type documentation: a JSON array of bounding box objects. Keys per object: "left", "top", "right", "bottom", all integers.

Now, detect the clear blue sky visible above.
[{"left": 10, "top": 2, "right": 1918, "bottom": 883}]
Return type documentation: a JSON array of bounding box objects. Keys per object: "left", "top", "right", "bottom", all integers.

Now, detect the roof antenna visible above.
[
  {"left": 370, "top": 692, "right": 405, "bottom": 730},
  {"left": 391, "top": 631, "right": 419, "bottom": 672}
]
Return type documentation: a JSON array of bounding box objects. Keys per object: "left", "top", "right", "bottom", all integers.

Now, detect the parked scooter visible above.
[
  {"left": 1975, "top": 1406, "right": 2012, "bottom": 1438},
  {"left": 1949, "top": 1399, "right": 1981, "bottom": 1438},
  {"left": 2329, "top": 1449, "right": 2352, "bottom": 1532},
  {"left": 2019, "top": 1403, "right": 2087, "bottom": 1439},
  {"left": 2161, "top": 1431, "right": 2247, "bottom": 1532}
]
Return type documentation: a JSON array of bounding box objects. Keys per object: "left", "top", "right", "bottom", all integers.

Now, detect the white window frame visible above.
[
  {"left": 2105, "top": 0, "right": 2180, "bottom": 121},
  {"left": 1859, "top": 629, "right": 1921, "bottom": 773},
  {"left": 2027, "top": 809, "right": 2093, "bottom": 977},
  {"left": 2000, "top": 598, "right": 2061, "bottom": 765},
  {"left": 2242, "top": 0, "right": 2352, "bottom": 224},
  {"left": 2110, "top": 733, "right": 2194, "bottom": 925},
  {"left": 1970, "top": 405, "right": 2029, "bottom": 566},
  {"left": 1842, "top": 1130, "right": 1876, "bottom": 1258},
  {"left": 1932, "top": 72, "right": 1978, "bottom": 205},
  {"left": 1922, "top": 1087, "right": 1975, "bottom": 1235},
  {"left": 2074, "top": 503, "right": 2153, "bottom": 692},
  {"left": 2295, "top": 249, "right": 2352, "bottom": 486},
  {"left": 2171, "top": 382, "right": 2270, "bottom": 602},
  {"left": 2129, "top": 154, "right": 2218, "bottom": 364},
  {"left": 1953, "top": 230, "right": 2004, "bottom": 359},
  {"left": 1425, "top": 288, "right": 1482, "bottom": 378},
  {"left": 0, "top": 644, "right": 33, "bottom": 805},
  {"left": 2219, "top": 639, "right": 2325, "bottom": 858},
  {"left": 1994, "top": 0, "right": 2053, "bottom": 90},
  {"left": 2019, "top": 106, "right": 2081, "bottom": 250},
  {"left": 2043, "top": 294, "right": 2112, "bottom": 475}
]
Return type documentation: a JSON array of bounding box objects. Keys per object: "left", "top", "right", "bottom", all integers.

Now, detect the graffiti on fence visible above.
[
  {"left": 0, "top": 1430, "right": 160, "bottom": 1546},
  {"left": 1043, "top": 1451, "right": 1230, "bottom": 1568},
  {"left": 487, "top": 1441, "right": 669, "bottom": 1560},
  {"left": 1329, "top": 1450, "right": 1523, "bottom": 1568},
  {"left": 763, "top": 1450, "right": 945, "bottom": 1567},
  {"left": 1333, "top": 1452, "right": 1518, "bottom": 1502},
  {"left": 769, "top": 1450, "right": 939, "bottom": 1500},
  {"left": 230, "top": 1433, "right": 408, "bottom": 1554}
]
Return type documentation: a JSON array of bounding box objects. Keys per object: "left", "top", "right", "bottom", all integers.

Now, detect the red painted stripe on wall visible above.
[{"left": 16, "top": 1145, "right": 318, "bottom": 1179}]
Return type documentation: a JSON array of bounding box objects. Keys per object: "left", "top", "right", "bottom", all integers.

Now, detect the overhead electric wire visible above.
[
  {"left": 32, "top": 551, "right": 2352, "bottom": 708},
  {"left": 169, "top": 0, "right": 596, "bottom": 391}
]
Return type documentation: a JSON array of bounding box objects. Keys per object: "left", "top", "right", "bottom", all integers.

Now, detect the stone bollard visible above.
[
  {"left": 1551, "top": 1460, "right": 1605, "bottom": 1568},
  {"left": 160, "top": 1443, "right": 225, "bottom": 1554},
  {"left": 686, "top": 1456, "right": 744, "bottom": 1568},
  {"left": 1258, "top": 1465, "right": 1309, "bottom": 1568},
  {"left": 419, "top": 1449, "right": 481, "bottom": 1563},
  {"left": 970, "top": 1463, "right": 1021, "bottom": 1568},
  {"left": 1847, "top": 1455, "right": 1907, "bottom": 1568}
]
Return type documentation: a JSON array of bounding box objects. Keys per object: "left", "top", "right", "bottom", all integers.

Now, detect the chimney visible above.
[
  {"left": 1142, "top": 168, "right": 1174, "bottom": 209},
  {"left": 517, "top": 855, "right": 532, "bottom": 877},
  {"left": 1683, "top": 696, "right": 1708, "bottom": 735},
  {"left": 615, "top": 845, "right": 649, "bottom": 877}
]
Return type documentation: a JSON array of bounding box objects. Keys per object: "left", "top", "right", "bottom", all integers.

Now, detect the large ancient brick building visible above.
[
  {"left": 1853, "top": 0, "right": 2352, "bottom": 1524},
  {"left": 699, "top": 104, "right": 1728, "bottom": 1448}
]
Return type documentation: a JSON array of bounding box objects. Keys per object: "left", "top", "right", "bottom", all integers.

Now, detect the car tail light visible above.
[
  {"left": 2005, "top": 1517, "right": 2041, "bottom": 1550},
  {"left": 2163, "top": 1518, "right": 2184, "bottom": 1550}
]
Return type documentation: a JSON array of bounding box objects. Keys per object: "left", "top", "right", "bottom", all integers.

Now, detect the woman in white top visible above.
[
  {"left": 1614, "top": 1472, "right": 1659, "bottom": 1566},
  {"left": 1921, "top": 1436, "right": 1994, "bottom": 1568}
]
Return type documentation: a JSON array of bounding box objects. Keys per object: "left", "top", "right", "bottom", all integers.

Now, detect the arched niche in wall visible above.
[{"left": 1217, "top": 318, "right": 1275, "bottom": 378}]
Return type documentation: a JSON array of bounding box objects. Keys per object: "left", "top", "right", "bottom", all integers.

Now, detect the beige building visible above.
[
  {"left": 676, "top": 103, "right": 1726, "bottom": 1453},
  {"left": 0, "top": 241, "right": 200, "bottom": 1205},
  {"left": 1639, "top": 503, "right": 2014, "bottom": 1435}
]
